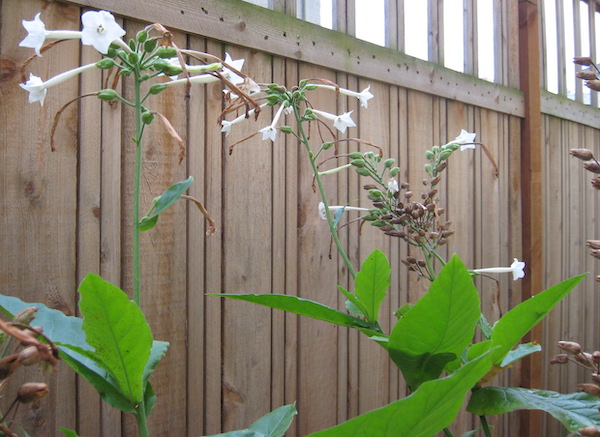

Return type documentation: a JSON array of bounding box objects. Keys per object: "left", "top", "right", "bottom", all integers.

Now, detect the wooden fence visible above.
[{"left": 0, "top": 0, "right": 599, "bottom": 436}]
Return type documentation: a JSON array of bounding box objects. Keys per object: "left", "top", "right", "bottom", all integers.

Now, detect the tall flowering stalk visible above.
[{"left": 18, "top": 10, "right": 256, "bottom": 437}]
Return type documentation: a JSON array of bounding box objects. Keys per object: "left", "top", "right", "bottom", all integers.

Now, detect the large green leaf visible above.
[
  {"left": 204, "top": 403, "right": 297, "bottom": 437},
  {"left": 78, "top": 274, "right": 153, "bottom": 404},
  {"left": 308, "top": 350, "right": 495, "bottom": 437},
  {"left": 354, "top": 250, "right": 390, "bottom": 324},
  {"left": 468, "top": 387, "right": 600, "bottom": 432},
  {"left": 481, "top": 274, "right": 585, "bottom": 364},
  {"left": 139, "top": 176, "right": 193, "bottom": 231},
  {"left": 210, "top": 293, "right": 377, "bottom": 332},
  {"left": 60, "top": 429, "right": 85, "bottom": 437},
  {"left": 388, "top": 255, "right": 481, "bottom": 389}
]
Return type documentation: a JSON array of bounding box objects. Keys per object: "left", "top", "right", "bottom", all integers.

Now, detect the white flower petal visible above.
[
  {"left": 333, "top": 111, "right": 356, "bottom": 133},
  {"left": 357, "top": 86, "right": 374, "bottom": 108},
  {"left": 19, "top": 13, "right": 47, "bottom": 57},
  {"left": 81, "top": 10, "right": 126, "bottom": 54},
  {"left": 223, "top": 53, "right": 245, "bottom": 85},
  {"left": 259, "top": 126, "right": 277, "bottom": 142},
  {"left": 19, "top": 73, "right": 47, "bottom": 105},
  {"left": 387, "top": 178, "right": 399, "bottom": 194},
  {"left": 453, "top": 129, "right": 477, "bottom": 145},
  {"left": 510, "top": 258, "right": 526, "bottom": 281}
]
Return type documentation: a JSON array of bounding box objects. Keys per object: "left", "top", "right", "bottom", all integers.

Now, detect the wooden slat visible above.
[
  {"left": 62, "top": 0, "right": 525, "bottom": 117},
  {"left": 518, "top": 1, "right": 544, "bottom": 435}
]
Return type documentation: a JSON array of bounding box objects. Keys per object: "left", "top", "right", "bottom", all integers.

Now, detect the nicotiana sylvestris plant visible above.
[
  {"left": 213, "top": 79, "right": 597, "bottom": 436},
  {"left": 2, "top": 9, "right": 298, "bottom": 437}
]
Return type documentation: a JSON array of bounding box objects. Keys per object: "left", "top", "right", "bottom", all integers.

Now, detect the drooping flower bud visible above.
[
  {"left": 18, "top": 346, "right": 41, "bottom": 366},
  {"left": 13, "top": 307, "right": 37, "bottom": 325},
  {"left": 580, "top": 426, "right": 600, "bottom": 436},
  {"left": 577, "top": 71, "right": 598, "bottom": 80},
  {"left": 577, "top": 383, "right": 600, "bottom": 397},
  {"left": 550, "top": 354, "right": 569, "bottom": 364},
  {"left": 558, "top": 340, "right": 582, "bottom": 354},
  {"left": 570, "top": 149, "right": 595, "bottom": 161},
  {"left": 0, "top": 354, "right": 21, "bottom": 380},
  {"left": 574, "top": 57, "right": 594, "bottom": 66},
  {"left": 583, "top": 160, "right": 600, "bottom": 173},
  {"left": 97, "top": 89, "right": 119, "bottom": 101},
  {"left": 17, "top": 382, "right": 49, "bottom": 403},
  {"left": 585, "top": 80, "right": 600, "bottom": 92}
]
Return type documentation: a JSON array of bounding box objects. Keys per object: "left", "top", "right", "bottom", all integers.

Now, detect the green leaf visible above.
[
  {"left": 210, "top": 293, "right": 374, "bottom": 331},
  {"left": 308, "top": 350, "right": 495, "bottom": 437},
  {"left": 204, "top": 403, "right": 297, "bottom": 437},
  {"left": 144, "top": 381, "right": 157, "bottom": 417},
  {"left": 57, "top": 343, "right": 136, "bottom": 413},
  {"left": 354, "top": 250, "right": 390, "bottom": 324},
  {"left": 500, "top": 342, "right": 541, "bottom": 367},
  {"left": 139, "top": 176, "right": 193, "bottom": 231},
  {"left": 337, "top": 285, "right": 367, "bottom": 318},
  {"left": 78, "top": 274, "right": 153, "bottom": 404},
  {"left": 388, "top": 255, "right": 481, "bottom": 389},
  {"left": 489, "top": 274, "right": 585, "bottom": 364},
  {"left": 60, "top": 429, "right": 85, "bottom": 437},
  {"left": 393, "top": 303, "right": 413, "bottom": 318},
  {"left": 467, "top": 387, "right": 600, "bottom": 432}
]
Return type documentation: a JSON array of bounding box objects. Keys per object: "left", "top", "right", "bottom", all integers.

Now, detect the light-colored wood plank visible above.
[{"left": 221, "top": 47, "right": 273, "bottom": 431}]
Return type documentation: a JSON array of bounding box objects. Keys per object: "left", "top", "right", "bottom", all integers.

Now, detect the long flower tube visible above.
[
  {"left": 472, "top": 258, "right": 526, "bottom": 281},
  {"left": 313, "top": 84, "right": 374, "bottom": 108}
]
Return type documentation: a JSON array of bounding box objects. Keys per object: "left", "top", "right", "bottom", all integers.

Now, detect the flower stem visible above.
[
  {"left": 133, "top": 70, "right": 143, "bottom": 306},
  {"left": 442, "top": 427, "right": 455, "bottom": 437},
  {"left": 294, "top": 107, "right": 356, "bottom": 279},
  {"left": 480, "top": 415, "right": 492, "bottom": 437}
]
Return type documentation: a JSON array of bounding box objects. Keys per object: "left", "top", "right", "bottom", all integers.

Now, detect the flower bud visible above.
[
  {"left": 144, "top": 39, "right": 158, "bottom": 53},
  {"left": 583, "top": 160, "right": 600, "bottom": 173},
  {"left": 439, "top": 149, "right": 452, "bottom": 161},
  {"left": 156, "top": 46, "right": 177, "bottom": 58},
  {"left": 577, "top": 383, "right": 600, "bottom": 397},
  {"left": 570, "top": 149, "right": 595, "bottom": 160},
  {"left": 579, "top": 426, "right": 600, "bottom": 436},
  {"left": 321, "top": 141, "right": 333, "bottom": 150},
  {"left": 13, "top": 307, "right": 37, "bottom": 325},
  {"left": 558, "top": 340, "right": 582, "bottom": 354},
  {"left": 97, "top": 89, "right": 119, "bottom": 101},
  {"left": 389, "top": 167, "right": 400, "bottom": 177},
  {"left": 574, "top": 57, "right": 594, "bottom": 66},
  {"left": 17, "top": 382, "right": 49, "bottom": 403},
  {"left": 95, "top": 59, "right": 116, "bottom": 69},
  {"left": 141, "top": 111, "right": 155, "bottom": 125},
  {"left": 136, "top": 30, "right": 148, "bottom": 43},
  {"left": 550, "top": 354, "right": 569, "bottom": 364},
  {"left": 128, "top": 52, "right": 139, "bottom": 64},
  {"left": 587, "top": 240, "right": 600, "bottom": 249},
  {"left": 350, "top": 159, "right": 366, "bottom": 168},
  {"left": 436, "top": 161, "right": 448, "bottom": 172},
  {"left": 279, "top": 126, "right": 293, "bottom": 134},
  {"left": 577, "top": 71, "right": 598, "bottom": 80},
  {"left": 355, "top": 168, "right": 370, "bottom": 176},
  {"left": 383, "top": 158, "right": 395, "bottom": 168},
  {"left": 18, "top": 346, "right": 41, "bottom": 366},
  {"left": 348, "top": 152, "right": 364, "bottom": 159},
  {"left": 149, "top": 83, "right": 168, "bottom": 95},
  {"left": 425, "top": 150, "right": 434, "bottom": 160}
]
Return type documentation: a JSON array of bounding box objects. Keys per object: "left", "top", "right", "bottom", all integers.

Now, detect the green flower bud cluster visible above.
[{"left": 424, "top": 142, "right": 460, "bottom": 178}]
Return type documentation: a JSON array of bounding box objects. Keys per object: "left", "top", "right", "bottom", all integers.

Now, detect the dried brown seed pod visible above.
[
  {"left": 577, "top": 383, "right": 600, "bottom": 397},
  {"left": 550, "top": 354, "right": 569, "bottom": 364},
  {"left": 592, "top": 373, "right": 600, "bottom": 384},
  {"left": 587, "top": 240, "right": 600, "bottom": 249},
  {"left": 570, "top": 148, "right": 595, "bottom": 160},
  {"left": 17, "top": 382, "right": 49, "bottom": 404},
  {"left": 586, "top": 80, "right": 600, "bottom": 92},
  {"left": 574, "top": 352, "right": 595, "bottom": 367},
  {"left": 363, "top": 184, "right": 378, "bottom": 190},
  {"left": 404, "top": 191, "right": 413, "bottom": 199},
  {"left": 583, "top": 160, "right": 600, "bottom": 173},
  {"left": 592, "top": 177, "right": 600, "bottom": 189},
  {"left": 558, "top": 341, "right": 582, "bottom": 354},
  {"left": 579, "top": 426, "right": 600, "bottom": 436},
  {"left": 577, "top": 71, "right": 599, "bottom": 81},
  {"left": 18, "top": 346, "right": 41, "bottom": 366},
  {"left": 13, "top": 307, "right": 38, "bottom": 325},
  {"left": 574, "top": 56, "right": 594, "bottom": 66}
]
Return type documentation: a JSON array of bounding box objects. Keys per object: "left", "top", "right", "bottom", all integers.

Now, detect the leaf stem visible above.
[
  {"left": 442, "top": 427, "right": 455, "bottom": 437},
  {"left": 136, "top": 404, "right": 149, "bottom": 437}
]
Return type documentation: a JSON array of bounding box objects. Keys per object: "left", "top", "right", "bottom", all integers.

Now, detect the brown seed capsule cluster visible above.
[
  {"left": 0, "top": 307, "right": 56, "bottom": 433},
  {"left": 552, "top": 340, "right": 600, "bottom": 428},
  {"left": 574, "top": 57, "right": 600, "bottom": 93}
]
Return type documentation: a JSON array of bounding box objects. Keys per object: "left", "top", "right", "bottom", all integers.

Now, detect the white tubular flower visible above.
[
  {"left": 473, "top": 258, "right": 526, "bottom": 281},
  {"left": 258, "top": 104, "right": 286, "bottom": 142},
  {"left": 446, "top": 129, "right": 477, "bottom": 151},
  {"left": 164, "top": 59, "right": 222, "bottom": 80},
  {"left": 318, "top": 202, "right": 370, "bottom": 220},
  {"left": 81, "top": 10, "right": 126, "bottom": 54},
  {"left": 19, "top": 13, "right": 82, "bottom": 57},
  {"left": 387, "top": 178, "right": 399, "bottom": 194},
  {"left": 314, "top": 84, "right": 375, "bottom": 108},
  {"left": 318, "top": 163, "right": 352, "bottom": 176},
  {"left": 19, "top": 63, "right": 98, "bottom": 106},
  {"left": 220, "top": 103, "right": 269, "bottom": 136},
  {"left": 223, "top": 53, "right": 245, "bottom": 85},
  {"left": 165, "top": 73, "right": 222, "bottom": 88},
  {"left": 311, "top": 109, "right": 357, "bottom": 133}
]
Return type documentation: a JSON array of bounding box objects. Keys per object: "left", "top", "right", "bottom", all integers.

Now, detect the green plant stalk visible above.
[
  {"left": 442, "top": 427, "right": 454, "bottom": 437},
  {"left": 135, "top": 404, "right": 149, "bottom": 437},
  {"left": 480, "top": 415, "right": 492, "bottom": 437},
  {"left": 293, "top": 107, "right": 356, "bottom": 279},
  {"left": 133, "top": 70, "right": 143, "bottom": 307}
]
